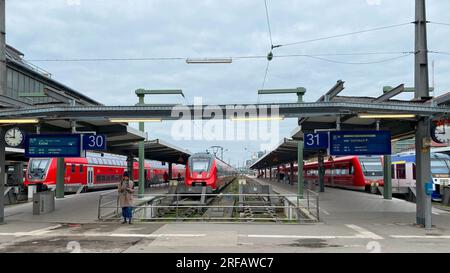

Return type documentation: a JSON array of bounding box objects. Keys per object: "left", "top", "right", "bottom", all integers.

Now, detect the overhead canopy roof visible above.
[
  {"left": 20, "top": 119, "right": 144, "bottom": 147},
  {"left": 250, "top": 138, "right": 326, "bottom": 170},
  {"left": 109, "top": 139, "right": 191, "bottom": 164},
  {"left": 251, "top": 81, "right": 449, "bottom": 170},
  {"left": 5, "top": 147, "right": 26, "bottom": 162},
  {"left": 5, "top": 136, "right": 191, "bottom": 165},
  {"left": 293, "top": 95, "right": 427, "bottom": 141}
]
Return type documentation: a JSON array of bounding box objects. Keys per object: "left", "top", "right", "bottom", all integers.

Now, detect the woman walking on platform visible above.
[{"left": 118, "top": 171, "right": 135, "bottom": 224}]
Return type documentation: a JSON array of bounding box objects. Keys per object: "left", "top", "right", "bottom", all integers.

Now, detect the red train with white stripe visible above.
[
  {"left": 185, "top": 153, "right": 238, "bottom": 193},
  {"left": 281, "top": 156, "right": 383, "bottom": 191},
  {"left": 24, "top": 154, "right": 185, "bottom": 193}
]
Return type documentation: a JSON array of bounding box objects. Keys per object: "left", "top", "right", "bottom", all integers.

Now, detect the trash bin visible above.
[{"left": 33, "top": 191, "right": 55, "bottom": 215}]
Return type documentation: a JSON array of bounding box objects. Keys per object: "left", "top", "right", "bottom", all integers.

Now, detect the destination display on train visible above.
[
  {"left": 329, "top": 131, "right": 391, "bottom": 156},
  {"left": 25, "top": 134, "right": 82, "bottom": 158}
]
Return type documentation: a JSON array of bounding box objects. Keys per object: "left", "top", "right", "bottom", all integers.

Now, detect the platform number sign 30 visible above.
[
  {"left": 82, "top": 134, "right": 107, "bottom": 151},
  {"left": 304, "top": 133, "right": 329, "bottom": 150}
]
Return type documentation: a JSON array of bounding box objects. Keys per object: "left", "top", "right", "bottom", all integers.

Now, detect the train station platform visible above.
[
  {"left": 252, "top": 177, "right": 450, "bottom": 226},
  {"left": 3, "top": 180, "right": 450, "bottom": 252},
  {"left": 2, "top": 186, "right": 170, "bottom": 225}
]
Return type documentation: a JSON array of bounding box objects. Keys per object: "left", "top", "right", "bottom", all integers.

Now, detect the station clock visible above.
[
  {"left": 430, "top": 123, "right": 448, "bottom": 144},
  {"left": 4, "top": 127, "right": 25, "bottom": 147}
]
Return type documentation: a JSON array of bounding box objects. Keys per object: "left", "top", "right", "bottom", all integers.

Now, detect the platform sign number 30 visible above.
[
  {"left": 82, "top": 134, "right": 107, "bottom": 151},
  {"left": 304, "top": 133, "right": 329, "bottom": 150}
]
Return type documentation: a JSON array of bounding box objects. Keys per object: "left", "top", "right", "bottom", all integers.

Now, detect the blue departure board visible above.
[
  {"left": 329, "top": 131, "right": 391, "bottom": 156},
  {"left": 25, "top": 134, "right": 82, "bottom": 158}
]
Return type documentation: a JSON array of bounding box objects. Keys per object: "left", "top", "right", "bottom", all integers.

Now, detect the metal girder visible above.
[
  {"left": 43, "top": 87, "right": 78, "bottom": 105},
  {"left": 433, "top": 92, "right": 450, "bottom": 106},
  {"left": 135, "top": 89, "right": 184, "bottom": 97},
  {"left": 375, "top": 84, "right": 405, "bottom": 103},
  {"left": 0, "top": 95, "right": 32, "bottom": 107},
  {"left": 0, "top": 101, "right": 447, "bottom": 120},
  {"left": 258, "top": 88, "right": 306, "bottom": 95},
  {"left": 317, "top": 80, "right": 345, "bottom": 102}
]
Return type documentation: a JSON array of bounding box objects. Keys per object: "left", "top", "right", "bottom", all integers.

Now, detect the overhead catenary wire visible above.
[
  {"left": 261, "top": 61, "right": 270, "bottom": 90},
  {"left": 429, "top": 21, "right": 450, "bottom": 26},
  {"left": 25, "top": 51, "right": 415, "bottom": 65},
  {"left": 430, "top": 51, "right": 450, "bottom": 56},
  {"left": 264, "top": 0, "right": 274, "bottom": 48},
  {"left": 276, "top": 22, "right": 412, "bottom": 48},
  {"left": 285, "top": 52, "right": 414, "bottom": 65}
]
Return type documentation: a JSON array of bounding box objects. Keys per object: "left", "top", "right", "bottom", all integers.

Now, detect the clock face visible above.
[
  {"left": 431, "top": 124, "right": 448, "bottom": 144},
  {"left": 5, "top": 127, "right": 24, "bottom": 147}
]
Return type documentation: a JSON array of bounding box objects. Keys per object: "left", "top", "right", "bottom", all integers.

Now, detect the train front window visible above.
[
  {"left": 360, "top": 158, "right": 383, "bottom": 177},
  {"left": 190, "top": 158, "right": 211, "bottom": 173},
  {"left": 431, "top": 159, "right": 450, "bottom": 175},
  {"left": 28, "top": 159, "right": 50, "bottom": 179}
]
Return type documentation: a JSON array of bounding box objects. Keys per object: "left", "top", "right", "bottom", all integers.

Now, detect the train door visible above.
[
  {"left": 87, "top": 167, "right": 94, "bottom": 188},
  {"left": 391, "top": 164, "right": 398, "bottom": 193},
  {"left": 396, "top": 163, "right": 407, "bottom": 192}
]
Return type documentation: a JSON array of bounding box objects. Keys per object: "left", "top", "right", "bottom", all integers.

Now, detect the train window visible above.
[
  {"left": 334, "top": 167, "right": 341, "bottom": 175},
  {"left": 391, "top": 165, "right": 395, "bottom": 179},
  {"left": 71, "top": 164, "right": 76, "bottom": 173},
  {"left": 79, "top": 165, "right": 83, "bottom": 173},
  {"left": 396, "top": 164, "right": 406, "bottom": 179},
  {"left": 349, "top": 165, "right": 354, "bottom": 175},
  {"left": 413, "top": 164, "right": 416, "bottom": 180}
]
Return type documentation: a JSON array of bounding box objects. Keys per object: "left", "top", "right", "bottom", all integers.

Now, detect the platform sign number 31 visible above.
[
  {"left": 82, "top": 134, "right": 107, "bottom": 151},
  {"left": 304, "top": 133, "right": 329, "bottom": 150}
]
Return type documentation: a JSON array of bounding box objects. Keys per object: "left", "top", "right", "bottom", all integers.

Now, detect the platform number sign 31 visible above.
[
  {"left": 304, "top": 133, "right": 329, "bottom": 150},
  {"left": 82, "top": 134, "right": 107, "bottom": 151}
]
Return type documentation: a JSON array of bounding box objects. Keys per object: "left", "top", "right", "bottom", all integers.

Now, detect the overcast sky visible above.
[{"left": 6, "top": 0, "right": 450, "bottom": 166}]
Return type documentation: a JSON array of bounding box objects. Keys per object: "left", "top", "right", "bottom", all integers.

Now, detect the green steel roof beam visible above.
[
  {"left": 135, "top": 89, "right": 184, "bottom": 97},
  {"left": 258, "top": 87, "right": 306, "bottom": 103},
  {"left": 383, "top": 86, "right": 434, "bottom": 94}
]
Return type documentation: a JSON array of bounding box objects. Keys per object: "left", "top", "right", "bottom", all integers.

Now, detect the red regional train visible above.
[
  {"left": 284, "top": 156, "right": 383, "bottom": 191},
  {"left": 24, "top": 154, "right": 185, "bottom": 193},
  {"left": 185, "top": 153, "right": 238, "bottom": 193}
]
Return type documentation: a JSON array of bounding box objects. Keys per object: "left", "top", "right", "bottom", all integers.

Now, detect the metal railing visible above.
[{"left": 97, "top": 191, "right": 320, "bottom": 223}]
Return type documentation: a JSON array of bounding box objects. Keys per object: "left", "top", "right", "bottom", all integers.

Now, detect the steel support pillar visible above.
[
  {"left": 127, "top": 155, "right": 134, "bottom": 181},
  {"left": 383, "top": 155, "right": 392, "bottom": 200},
  {"left": 415, "top": 118, "right": 432, "bottom": 228},
  {"left": 290, "top": 162, "right": 294, "bottom": 185},
  {"left": 277, "top": 165, "right": 280, "bottom": 182},
  {"left": 269, "top": 168, "right": 272, "bottom": 180},
  {"left": 55, "top": 157, "right": 65, "bottom": 199},
  {"left": 297, "top": 137, "right": 304, "bottom": 198},
  {"left": 168, "top": 162, "right": 173, "bottom": 181},
  {"left": 415, "top": 0, "right": 432, "bottom": 229},
  {"left": 318, "top": 152, "right": 325, "bottom": 193},
  {"left": 138, "top": 95, "right": 145, "bottom": 195}
]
